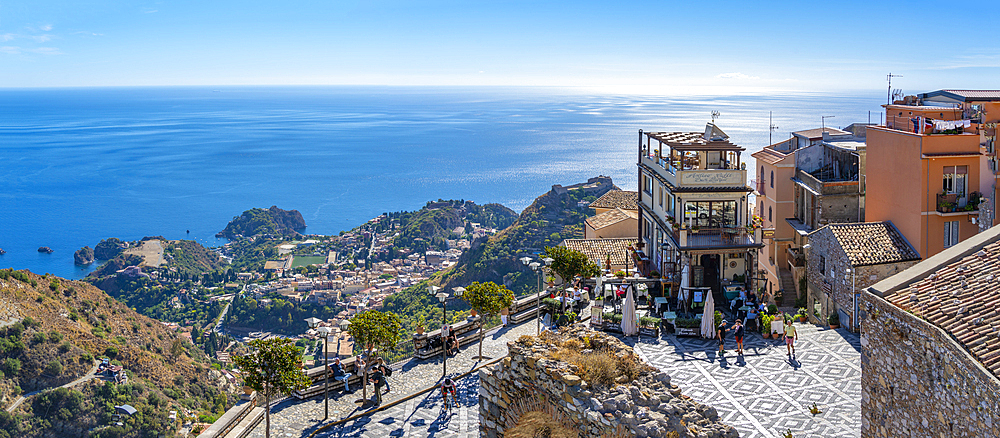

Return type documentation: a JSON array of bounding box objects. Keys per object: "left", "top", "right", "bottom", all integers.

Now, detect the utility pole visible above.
[{"left": 769, "top": 112, "right": 779, "bottom": 145}]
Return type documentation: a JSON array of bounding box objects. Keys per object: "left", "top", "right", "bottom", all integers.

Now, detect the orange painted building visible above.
[
  {"left": 752, "top": 138, "right": 797, "bottom": 301},
  {"left": 866, "top": 90, "right": 1000, "bottom": 259}
]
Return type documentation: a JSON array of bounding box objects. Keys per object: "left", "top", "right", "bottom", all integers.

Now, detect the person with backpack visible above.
[
  {"left": 369, "top": 366, "right": 385, "bottom": 406},
  {"left": 377, "top": 358, "right": 392, "bottom": 394},
  {"left": 717, "top": 319, "right": 727, "bottom": 356}
]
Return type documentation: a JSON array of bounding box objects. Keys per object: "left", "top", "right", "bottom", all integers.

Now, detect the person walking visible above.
[
  {"left": 369, "top": 366, "right": 386, "bottom": 406},
  {"left": 784, "top": 319, "right": 798, "bottom": 358},
  {"left": 500, "top": 306, "right": 510, "bottom": 327},
  {"left": 328, "top": 357, "right": 352, "bottom": 392},
  {"left": 717, "top": 319, "right": 727, "bottom": 356},
  {"left": 732, "top": 319, "right": 745, "bottom": 355}
]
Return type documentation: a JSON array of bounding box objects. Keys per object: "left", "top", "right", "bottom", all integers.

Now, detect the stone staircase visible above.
[{"left": 778, "top": 268, "right": 798, "bottom": 309}]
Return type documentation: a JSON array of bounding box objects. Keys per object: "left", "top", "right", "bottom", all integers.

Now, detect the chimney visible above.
[{"left": 822, "top": 131, "right": 832, "bottom": 142}]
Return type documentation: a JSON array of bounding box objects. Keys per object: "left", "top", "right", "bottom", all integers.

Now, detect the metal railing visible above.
[{"left": 672, "top": 227, "right": 755, "bottom": 248}]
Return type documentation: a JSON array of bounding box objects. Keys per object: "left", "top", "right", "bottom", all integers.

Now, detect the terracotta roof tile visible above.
[
  {"left": 885, "top": 239, "right": 1000, "bottom": 379},
  {"left": 562, "top": 238, "right": 637, "bottom": 270},
  {"left": 585, "top": 208, "right": 638, "bottom": 230},
  {"left": 590, "top": 190, "right": 638, "bottom": 211},
  {"left": 820, "top": 221, "right": 922, "bottom": 267}
]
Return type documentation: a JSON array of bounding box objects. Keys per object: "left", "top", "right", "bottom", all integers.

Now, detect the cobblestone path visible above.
[
  {"left": 628, "top": 323, "right": 862, "bottom": 438},
  {"left": 245, "top": 320, "right": 539, "bottom": 438}
]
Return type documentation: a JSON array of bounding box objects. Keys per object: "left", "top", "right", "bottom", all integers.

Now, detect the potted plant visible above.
[
  {"left": 614, "top": 270, "right": 626, "bottom": 279},
  {"left": 639, "top": 316, "right": 661, "bottom": 337},
  {"left": 760, "top": 313, "right": 774, "bottom": 338},
  {"left": 691, "top": 225, "right": 700, "bottom": 234},
  {"left": 415, "top": 316, "right": 426, "bottom": 335},
  {"left": 796, "top": 308, "right": 808, "bottom": 323},
  {"left": 767, "top": 304, "right": 778, "bottom": 315},
  {"left": 828, "top": 313, "right": 840, "bottom": 329},
  {"left": 542, "top": 298, "right": 561, "bottom": 315},
  {"left": 673, "top": 317, "right": 700, "bottom": 337}
]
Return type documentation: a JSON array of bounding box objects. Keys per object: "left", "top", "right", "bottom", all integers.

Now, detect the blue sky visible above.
[{"left": 2, "top": 0, "right": 999, "bottom": 93}]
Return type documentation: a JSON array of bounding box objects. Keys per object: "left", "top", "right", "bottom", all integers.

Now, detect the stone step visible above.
[{"left": 223, "top": 407, "right": 264, "bottom": 438}]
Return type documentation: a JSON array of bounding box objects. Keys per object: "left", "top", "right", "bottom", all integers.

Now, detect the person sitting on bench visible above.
[{"left": 328, "top": 357, "right": 352, "bottom": 392}]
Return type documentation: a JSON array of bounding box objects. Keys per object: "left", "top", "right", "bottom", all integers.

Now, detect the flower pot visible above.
[
  {"left": 243, "top": 386, "right": 254, "bottom": 395},
  {"left": 416, "top": 326, "right": 425, "bottom": 335},
  {"left": 829, "top": 324, "right": 839, "bottom": 329},
  {"left": 799, "top": 317, "right": 807, "bottom": 323},
  {"left": 469, "top": 308, "right": 478, "bottom": 317}
]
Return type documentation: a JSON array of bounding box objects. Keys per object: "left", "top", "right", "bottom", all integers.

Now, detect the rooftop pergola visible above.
[{"left": 642, "top": 129, "right": 746, "bottom": 172}]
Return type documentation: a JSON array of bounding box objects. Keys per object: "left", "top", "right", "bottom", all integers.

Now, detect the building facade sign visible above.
[
  {"left": 679, "top": 170, "right": 744, "bottom": 186},
  {"left": 679, "top": 192, "right": 744, "bottom": 201}
]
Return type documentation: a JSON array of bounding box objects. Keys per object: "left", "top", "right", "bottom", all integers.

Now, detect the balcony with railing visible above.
[
  {"left": 787, "top": 246, "right": 805, "bottom": 267},
  {"left": 936, "top": 192, "right": 981, "bottom": 214},
  {"left": 666, "top": 227, "right": 760, "bottom": 250}
]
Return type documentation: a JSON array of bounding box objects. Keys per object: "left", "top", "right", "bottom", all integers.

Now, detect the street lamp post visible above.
[
  {"left": 305, "top": 317, "right": 330, "bottom": 421},
  {"left": 521, "top": 256, "right": 553, "bottom": 335},
  {"left": 846, "top": 268, "right": 857, "bottom": 331},
  {"left": 432, "top": 286, "right": 450, "bottom": 377}
]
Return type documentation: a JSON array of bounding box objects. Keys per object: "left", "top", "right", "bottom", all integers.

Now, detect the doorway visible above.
[{"left": 700, "top": 254, "right": 722, "bottom": 303}]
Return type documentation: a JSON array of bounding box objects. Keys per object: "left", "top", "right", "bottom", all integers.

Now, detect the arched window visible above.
[
  {"left": 768, "top": 206, "right": 772, "bottom": 222},
  {"left": 770, "top": 171, "right": 774, "bottom": 188}
]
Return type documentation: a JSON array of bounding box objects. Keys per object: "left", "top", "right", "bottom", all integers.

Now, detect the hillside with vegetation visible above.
[
  {"left": 216, "top": 206, "right": 306, "bottom": 239},
  {"left": 436, "top": 179, "right": 615, "bottom": 295},
  {"left": 0, "top": 269, "right": 235, "bottom": 438},
  {"left": 382, "top": 178, "right": 616, "bottom": 334},
  {"left": 385, "top": 200, "right": 518, "bottom": 254}
]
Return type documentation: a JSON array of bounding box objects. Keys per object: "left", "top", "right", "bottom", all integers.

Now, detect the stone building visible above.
[
  {"left": 861, "top": 225, "right": 1000, "bottom": 438},
  {"left": 588, "top": 189, "right": 638, "bottom": 215},
  {"left": 805, "top": 221, "right": 920, "bottom": 330}
]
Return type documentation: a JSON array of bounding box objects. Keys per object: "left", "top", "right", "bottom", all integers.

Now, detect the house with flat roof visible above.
[
  {"left": 638, "top": 123, "right": 763, "bottom": 302},
  {"left": 867, "top": 89, "right": 1000, "bottom": 259}
]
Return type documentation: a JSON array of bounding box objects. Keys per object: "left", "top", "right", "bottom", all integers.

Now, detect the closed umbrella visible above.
[
  {"left": 678, "top": 264, "right": 690, "bottom": 311},
  {"left": 621, "top": 285, "right": 638, "bottom": 336},
  {"left": 701, "top": 289, "right": 716, "bottom": 339}
]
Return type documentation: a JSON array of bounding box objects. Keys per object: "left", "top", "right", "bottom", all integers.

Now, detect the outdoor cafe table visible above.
[{"left": 654, "top": 297, "right": 669, "bottom": 314}]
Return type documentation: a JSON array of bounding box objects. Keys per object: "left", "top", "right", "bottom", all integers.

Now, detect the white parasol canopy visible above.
[
  {"left": 700, "top": 289, "right": 716, "bottom": 338},
  {"left": 678, "top": 264, "right": 690, "bottom": 309},
  {"left": 621, "top": 284, "right": 638, "bottom": 336}
]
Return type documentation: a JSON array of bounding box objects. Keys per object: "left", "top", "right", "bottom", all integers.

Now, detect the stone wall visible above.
[
  {"left": 806, "top": 229, "right": 917, "bottom": 329},
  {"left": 478, "top": 326, "right": 737, "bottom": 438},
  {"left": 860, "top": 291, "right": 1000, "bottom": 437}
]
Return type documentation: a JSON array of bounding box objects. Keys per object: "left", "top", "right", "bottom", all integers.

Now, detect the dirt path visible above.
[{"left": 5, "top": 360, "right": 101, "bottom": 413}]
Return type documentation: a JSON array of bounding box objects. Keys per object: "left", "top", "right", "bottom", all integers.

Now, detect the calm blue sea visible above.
[{"left": 0, "top": 86, "right": 884, "bottom": 279}]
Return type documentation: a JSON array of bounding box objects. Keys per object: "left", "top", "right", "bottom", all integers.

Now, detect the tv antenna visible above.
[
  {"left": 821, "top": 115, "right": 835, "bottom": 132},
  {"left": 887, "top": 73, "right": 903, "bottom": 105},
  {"left": 711, "top": 111, "right": 721, "bottom": 124},
  {"left": 769, "top": 111, "right": 779, "bottom": 144}
]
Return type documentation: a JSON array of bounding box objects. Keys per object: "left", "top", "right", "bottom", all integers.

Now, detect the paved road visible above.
[
  {"left": 6, "top": 360, "right": 101, "bottom": 413},
  {"left": 243, "top": 320, "right": 540, "bottom": 438}
]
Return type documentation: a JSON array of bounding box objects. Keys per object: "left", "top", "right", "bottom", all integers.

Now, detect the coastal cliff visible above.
[
  {"left": 216, "top": 206, "right": 306, "bottom": 239},
  {"left": 72, "top": 246, "right": 94, "bottom": 265}
]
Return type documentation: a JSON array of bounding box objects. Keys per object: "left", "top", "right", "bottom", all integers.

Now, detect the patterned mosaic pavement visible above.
[
  {"left": 244, "top": 320, "right": 861, "bottom": 438},
  {"left": 628, "top": 324, "right": 862, "bottom": 438}
]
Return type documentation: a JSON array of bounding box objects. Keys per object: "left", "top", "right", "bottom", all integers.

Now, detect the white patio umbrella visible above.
[
  {"left": 700, "top": 289, "right": 716, "bottom": 339},
  {"left": 678, "top": 264, "right": 690, "bottom": 310},
  {"left": 621, "top": 284, "right": 638, "bottom": 336}
]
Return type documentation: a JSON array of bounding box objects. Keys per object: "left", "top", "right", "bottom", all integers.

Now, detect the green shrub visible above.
[
  {"left": 2, "top": 358, "right": 22, "bottom": 376},
  {"left": 32, "top": 332, "right": 47, "bottom": 344},
  {"left": 48, "top": 331, "right": 63, "bottom": 343},
  {"left": 45, "top": 360, "right": 63, "bottom": 376}
]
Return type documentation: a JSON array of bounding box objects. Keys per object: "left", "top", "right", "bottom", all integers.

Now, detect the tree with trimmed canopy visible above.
[{"left": 232, "top": 338, "right": 311, "bottom": 438}]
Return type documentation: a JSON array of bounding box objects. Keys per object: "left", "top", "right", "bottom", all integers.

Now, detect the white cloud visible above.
[
  {"left": 715, "top": 72, "right": 760, "bottom": 80},
  {"left": 0, "top": 46, "right": 22, "bottom": 54},
  {"left": 32, "top": 34, "right": 53, "bottom": 43},
  {"left": 40, "top": 24, "right": 53, "bottom": 31},
  {"left": 1, "top": 34, "right": 14, "bottom": 42},
  {"left": 30, "top": 47, "right": 63, "bottom": 55}
]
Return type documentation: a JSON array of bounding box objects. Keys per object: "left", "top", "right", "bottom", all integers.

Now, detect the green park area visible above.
[{"left": 291, "top": 256, "right": 327, "bottom": 268}]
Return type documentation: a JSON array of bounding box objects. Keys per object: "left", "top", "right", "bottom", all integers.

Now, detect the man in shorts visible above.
[{"left": 784, "top": 319, "right": 798, "bottom": 357}]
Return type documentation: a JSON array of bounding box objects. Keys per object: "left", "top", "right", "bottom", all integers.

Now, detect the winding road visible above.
[{"left": 5, "top": 360, "right": 101, "bottom": 413}]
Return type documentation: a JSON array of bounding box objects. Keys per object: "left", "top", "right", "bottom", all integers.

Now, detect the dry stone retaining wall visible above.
[
  {"left": 861, "top": 291, "right": 1000, "bottom": 437},
  {"left": 478, "top": 325, "right": 738, "bottom": 438}
]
